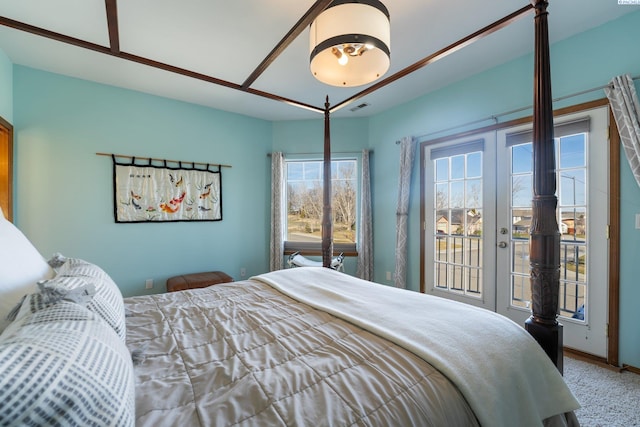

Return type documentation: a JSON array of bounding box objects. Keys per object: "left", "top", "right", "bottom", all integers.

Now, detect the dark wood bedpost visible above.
[
  {"left": 322, "top": 96, "right": 334, "bottom": 268},
  {"left": 525, "top": 0, "right": 563, "bottom": 373}
]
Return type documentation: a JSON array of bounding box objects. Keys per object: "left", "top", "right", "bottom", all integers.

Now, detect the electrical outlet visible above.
[
  {"left": 145, "top": 279, "right": 153, "bottom": 289},
  {"left": 386, "top": 271, "right": 391, "bottom": 281},
  {"left": 240, "top": 268, "right": 246, "bottom": 278}
]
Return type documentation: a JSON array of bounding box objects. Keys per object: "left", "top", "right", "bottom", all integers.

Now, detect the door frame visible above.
[
  {"left": 0, "top": 115, "right": 12, "bottom": 222},
  {"left": 419, "top": 98, "right": 619, "bottom": 365}
]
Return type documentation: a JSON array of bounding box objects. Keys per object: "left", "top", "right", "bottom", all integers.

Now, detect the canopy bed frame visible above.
[
  {"left": 1, "top": 0, "right": 563, "bottom": 368},
  {"left": 318, "top": 0, "right": 564, "bottom": 370},
  {"left": 0, "top": 2, "right": 584, "bottom": 425}
]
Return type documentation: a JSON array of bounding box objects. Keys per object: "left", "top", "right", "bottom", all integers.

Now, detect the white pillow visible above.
[{"left": 0, "top": 216, "right": 54, "bottom": 332}]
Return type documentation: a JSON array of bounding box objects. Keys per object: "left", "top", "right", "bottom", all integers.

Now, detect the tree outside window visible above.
[{"left": 285, "top": 159, "right": 357, "bottom": 251}]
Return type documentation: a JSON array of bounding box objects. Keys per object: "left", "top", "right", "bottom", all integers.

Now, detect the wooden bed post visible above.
[
  {"left": 322, "top": 96, "right": 334, "bottom": 268},
  {"left": 525, "top": 0, "right": 563, "bottom": 373}
]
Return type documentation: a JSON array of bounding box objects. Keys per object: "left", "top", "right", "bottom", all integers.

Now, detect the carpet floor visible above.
[{"left": 563, "top": 356, "right": 640, "bottom": 426}]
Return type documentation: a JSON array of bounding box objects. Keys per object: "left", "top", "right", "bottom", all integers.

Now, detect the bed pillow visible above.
[
  {"left": 0, "top": 215, "right": 54, "bottom": 333},
  {"left": 50, "top": 256, "right": 127, "bottom": 341},
  {"left": 0, "top": 296, "right": 135, "bottom": 426}
]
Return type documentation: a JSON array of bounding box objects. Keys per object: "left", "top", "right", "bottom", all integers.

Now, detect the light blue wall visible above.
[
  {"left": 13, "top": 66, "right": 272, "bottom": 296},
  {"left": 272, "top": 116, "right": 369, "bottom": 275},
  {"left": 273, "top": 116, "right": 368, "bottom": 153},
  {"left": 0, "top": 48, "right": 12, "bottom": 122},
  {"left": 367, "top": 10, "right": 640, "bottom": 367}
]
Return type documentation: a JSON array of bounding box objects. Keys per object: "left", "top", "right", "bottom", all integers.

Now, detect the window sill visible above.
[{"left": 284, "top": 242, "right": 358, "bottom": 257}]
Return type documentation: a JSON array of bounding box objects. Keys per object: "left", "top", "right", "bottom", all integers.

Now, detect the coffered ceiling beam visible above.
[
  {"left": 241, "top": 0, "right": 333, "bottom": 90},
  {"left": 0, "top": 15, "right": 323, "bottom": 114},
  {"left": 105, "top": 0, "right": 120, "bottom": 53}
]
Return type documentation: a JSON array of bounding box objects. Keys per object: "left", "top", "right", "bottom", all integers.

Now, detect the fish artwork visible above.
[
  {"left": 159, "top": 191, "right": 187, "bottom": 214},
  {"left": 169, "top": 192, "right": 186, "bottom": 206},
  {"left": 199, "top": 187, "right": 211, "bottom": 199},
  {"left": 159, "top": 203, "right": 180, "bottom": 213}
]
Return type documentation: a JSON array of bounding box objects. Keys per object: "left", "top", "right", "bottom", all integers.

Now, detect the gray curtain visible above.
[
  {"left": 394, "top": 136, "right": 416, "bottom": 289},
  {"left": 357, "top": 150, "right": 373, "bottom": 280},
  {"left": 269, "top": 152, "right": 284, "bottom": 271},
  {"left": 605, "top": 74, "right": 640, "bottom": 188}
]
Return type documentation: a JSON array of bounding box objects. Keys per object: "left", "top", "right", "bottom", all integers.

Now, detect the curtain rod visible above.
[
  {"left": 394, "top": 74, "right": 640, "bottom": 144},
  {"left": 267, "top": 150, "right": 371, "bottom": 157},
  {"left": 96, "top": 152, "right": 232, "bottom": 168}
]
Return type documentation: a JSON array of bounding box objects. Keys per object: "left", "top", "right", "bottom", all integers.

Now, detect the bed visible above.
[
  {"left": 0, "top": 203, "right": 579, "bottom": 426},
  {"left": 0, "top": 229, "right": 579, "bottom": 426}
]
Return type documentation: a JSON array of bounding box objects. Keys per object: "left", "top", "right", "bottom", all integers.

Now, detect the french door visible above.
[
  {"left": 422, "top": 105, "right": 609, "bottom": 357},
  {"left": 423, "top": 131, "right": 497, "bottom": 311},
  {"left": 495, "top": 106, "right": 609, "bottom": 357}
]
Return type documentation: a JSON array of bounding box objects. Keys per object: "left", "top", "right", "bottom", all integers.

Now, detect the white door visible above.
[
  {"left": 423, "top": 131, "right": 497, "bottom": 311},
  {"left": 495, "top": 106, "right": 609, "bottom": 357},
  {"left": 423, "top": 106, "right": 609, "bottom": 358}
]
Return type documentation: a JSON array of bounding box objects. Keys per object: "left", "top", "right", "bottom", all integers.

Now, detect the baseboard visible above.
[
  {"left": 564, "top": 347, "right": 618, "bottom": 371},
  {"left": 565, "top": 347, "right": 640, "bottom": 374},
  {"left": 623, "top": 364, "right": 640, "bottom": 375},
  {"left": 564, "top": 347, "right": 607, "bottom": 364}
]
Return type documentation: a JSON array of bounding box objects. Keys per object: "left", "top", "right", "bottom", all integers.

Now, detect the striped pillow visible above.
[
  {"left": 0, "top": 298, "right": 135, "bottom": 426},
  {"left": 50, "top": 257, "right": 126, "bottom": 341}
]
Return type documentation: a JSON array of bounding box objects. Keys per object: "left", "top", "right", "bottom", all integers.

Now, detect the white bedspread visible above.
[{"left": 253, "top": 267, "right": 580, "bottom": 427}]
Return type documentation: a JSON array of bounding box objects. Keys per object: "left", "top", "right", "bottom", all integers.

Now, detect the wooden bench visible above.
[{"left": 166, "top": 271, "right": 233, "bottom": 292}]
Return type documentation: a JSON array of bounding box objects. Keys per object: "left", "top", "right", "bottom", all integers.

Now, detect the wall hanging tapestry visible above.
[{"left": 111, "top": 155, "right": 224, "bottom": 223}]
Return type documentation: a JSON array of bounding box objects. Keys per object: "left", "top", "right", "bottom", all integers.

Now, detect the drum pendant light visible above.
[{"left": 309, "top": 0, "right": 390, "bottom": 87}]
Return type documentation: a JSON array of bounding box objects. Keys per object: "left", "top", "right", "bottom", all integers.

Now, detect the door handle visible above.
[{"left": 498, "top": 241, "right": 508, "bottom": 248}]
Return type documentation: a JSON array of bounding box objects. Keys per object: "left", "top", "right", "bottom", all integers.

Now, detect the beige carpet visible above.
[{"left": 563, "top": 356, "right": 640, "bottom": 426}]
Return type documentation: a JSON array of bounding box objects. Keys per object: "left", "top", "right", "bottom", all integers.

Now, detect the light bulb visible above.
[{"left": 338, "top": 53, "right": 348, "bottom": 66}]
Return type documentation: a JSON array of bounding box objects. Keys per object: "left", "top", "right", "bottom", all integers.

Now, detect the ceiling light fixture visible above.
[{"left": 310, "top": 0, "right": 390, "bottom": 87}]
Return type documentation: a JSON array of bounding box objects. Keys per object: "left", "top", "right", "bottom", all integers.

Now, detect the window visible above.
[{"left": 284, "top": 158, "right": 358, "bottom": 255}]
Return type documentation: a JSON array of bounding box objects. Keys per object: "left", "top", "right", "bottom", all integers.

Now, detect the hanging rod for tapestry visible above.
[{"left": 96, "top": 152, "right": 232, "bottom": 169}]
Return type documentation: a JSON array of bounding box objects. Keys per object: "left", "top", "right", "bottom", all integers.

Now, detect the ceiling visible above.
[{"left": 0, "top": 1, "right": 634, "bottom": 121}]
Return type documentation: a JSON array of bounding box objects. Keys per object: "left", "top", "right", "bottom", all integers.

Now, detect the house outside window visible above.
[{"left": 284, "top": 158, "right": 358, "bottom": 255}]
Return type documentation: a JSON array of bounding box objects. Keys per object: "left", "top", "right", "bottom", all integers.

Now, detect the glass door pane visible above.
[
  {"left": 433, "top": 153, "right": 483, "bottom": 297},
  {"left": 510, "top": 142, "right": 534, "bottom": 310},
  {"left": 423, "top": 131, "right": 496, "bottom": 311},
  {"left": 506, "top": 135, "right": 589, "bottom": 320}
]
